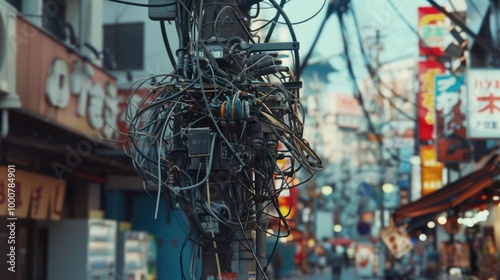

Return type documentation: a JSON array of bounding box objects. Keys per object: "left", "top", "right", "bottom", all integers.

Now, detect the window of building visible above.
[
  {"left": 42, "top": 0, "right": 67, "bottom": 40},
  {"left": 103, "top": 22, "right": 144, "bottom": 71},
  {"left": 5, "top": 0, "right": 22, "bottom": 10}
]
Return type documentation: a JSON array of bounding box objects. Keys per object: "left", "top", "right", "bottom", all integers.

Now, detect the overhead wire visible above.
[
  {"left": 348, "top": 3, "right": 417, "bottom": 122},
  {"left": 338, "top": 5, "right": 407, "bottom": 165},
  {"left": 114, "top": 0, "right": 323, "bottom": 277},
  {"left": 107, "top": 0, "right": 176, "bottom": 7}
]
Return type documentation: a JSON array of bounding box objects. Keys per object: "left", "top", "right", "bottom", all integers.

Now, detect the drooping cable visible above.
[
  {"left": 160, "top": 20, "right": 177, "bottom": 70},
  {"left": 107, "top": 0, "right": 176, "bottom": 7}
]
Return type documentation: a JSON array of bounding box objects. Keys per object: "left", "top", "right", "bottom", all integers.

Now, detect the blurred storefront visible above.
[
  {"left": 392, "top": 149, "right": 500, "bottom": 278},
  {"left": 0, "top": 2, "right": 166, "bottom": 279}
]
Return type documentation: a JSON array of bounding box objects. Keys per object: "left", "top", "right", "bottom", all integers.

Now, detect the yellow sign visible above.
[
  {"left": 420, "top": 145, "right": 444, "bottom": 196},
  {"left": 0, "top": 168, "right": 66, "bottom": 220}
]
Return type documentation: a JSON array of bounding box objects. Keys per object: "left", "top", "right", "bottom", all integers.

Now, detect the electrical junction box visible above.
[
  {"left": 148, "top": 0, "right": 177, "bottom": 21},
  {"left": 187, "top": 128, "right": 212, "bottom": 157}
]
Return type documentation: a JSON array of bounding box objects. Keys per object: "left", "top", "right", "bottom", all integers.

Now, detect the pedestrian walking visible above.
[{"left": 328, "top": 246, "right": 343, "bottom": 280}]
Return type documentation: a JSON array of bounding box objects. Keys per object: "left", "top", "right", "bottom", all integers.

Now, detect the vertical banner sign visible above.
[
  {"left": 355, "top": 244, "right": 375, "bottom": 277},
  {"left": 13, "top": 170, "right": 33, "bottom": 218},
  {"left": 420, "top": 145, "right": 444, "bottom": 196},
  {"left": 50, "top": 177, "right": 67, "bottom": 220},
  {"left": 467, "top": 69, "right": 500, "bottom": 138},
  {"left": 418, "top": 61, "right": 446, "bottom": 141},
  {"left": 434, "top": 75, "right": 471, "bottom": 162},
  {"left": 0, "top": 166, "right": 8, "bottom": 216},
  {"left": 30, "top": 174, "right": 53, "bottom": 220},
  {"left": 418, "top": 7, "right": 447, "bottom": 56}
]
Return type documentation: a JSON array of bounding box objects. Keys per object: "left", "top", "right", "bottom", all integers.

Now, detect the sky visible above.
[{"left": 276, "top": 0, "right": 453, "bottom": 92}]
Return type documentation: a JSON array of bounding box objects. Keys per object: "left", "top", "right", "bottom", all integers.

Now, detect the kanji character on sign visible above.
[{"left": 477, "top": 94, "right": 500, "bottom": 114}]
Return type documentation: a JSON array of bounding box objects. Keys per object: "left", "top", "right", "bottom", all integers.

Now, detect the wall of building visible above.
[
  {"left": 18, "top": 0, "right": 103, "bottom": 63},
  {"left": 102, "top": 1, "right": 178, "bottom": 88},
  {"left": 132, "top": 194, "right": 196, "bottom": 280}
]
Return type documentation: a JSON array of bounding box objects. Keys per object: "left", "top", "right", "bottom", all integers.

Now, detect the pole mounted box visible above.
[{"left": 148, "top": 0, "right": 177, "bottom": 21}]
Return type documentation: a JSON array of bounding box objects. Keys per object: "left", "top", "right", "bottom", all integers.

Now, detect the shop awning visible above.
[
  {"left": 5, "top": 109, "right": 136, "bottom": 178},
  {"left": 393, "top": 154, "right": 500, "bottom": 228}
]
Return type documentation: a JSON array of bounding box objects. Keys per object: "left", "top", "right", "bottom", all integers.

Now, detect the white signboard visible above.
[
  {"left": 380, "top": 224, "right": 413, "bottom": 259},
  {"left": 467, "top": 69, "right": 500, "bottom": 138}
]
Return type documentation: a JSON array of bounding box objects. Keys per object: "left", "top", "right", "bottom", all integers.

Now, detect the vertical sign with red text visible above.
[
  {"left": 467, "top": 69, "right": 500, "bottom": 138},
  {"left": 434, "top": 74, "right": 471, "bottom": 162},
  {"left": 418, "top": 7, "right": 447, "bottom": 56},
  {"left": 49, "top": 177, "right": 67, "bottom": 220},
  {"left": 0, "top": 166, "right": 8, "bottom": 216},
  {"left": 418, "top": 61, "right": 446, "bottom": 141},
  {"left": 30, "top": 174, "right": 52, "bottom": 220}
]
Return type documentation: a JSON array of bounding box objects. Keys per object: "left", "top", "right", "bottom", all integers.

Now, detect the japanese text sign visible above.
[
  {"left": 467, "top": 69, "right": 500, "bottom": 138},
  {"left": 418, "top": 61, "right": 446, "bottom": 141},
  {"left": 434, "top": 75, "right": 471, "bottom": 162},
  {"left": 418, "top": 7, "right": 448, "bottom": 56}
]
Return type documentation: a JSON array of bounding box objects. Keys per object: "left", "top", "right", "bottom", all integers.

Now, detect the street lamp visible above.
[
  {"left": 419, "top": 233, "right": 428, "bottom": 242},
  {"left": 333, "top": 224, "right": 343, "bottom": 233},
  {"left": 437, "top": 216, "right": 447, "bottom": 225},
  {"left": 320, "top": 185, "right": 334, "bottom": 196},
  {"left": 382, "top": 183, "right": 394, "bottom": 194}
]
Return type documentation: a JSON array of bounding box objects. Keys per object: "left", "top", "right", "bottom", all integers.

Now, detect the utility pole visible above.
[
  {"left": 128, "top": 1, "right": 320, "bottom": 280},
  {"left": 198, "top": 2, "right": 256, "bottom": 279}
]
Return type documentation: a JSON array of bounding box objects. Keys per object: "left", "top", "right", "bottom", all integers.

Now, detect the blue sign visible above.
[{"left": 357, "top": 182, "right": 373, "bottom": 197}]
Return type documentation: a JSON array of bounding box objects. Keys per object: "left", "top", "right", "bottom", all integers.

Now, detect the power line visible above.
[
  {"left": 347, "top": 3, "right": 417, "bottom": 121},
  {"left": 337, "top": 9, "right": 405, "bottom": 165},
  {"left": 107, "top": 0, "right": 176, "bottom": 7},
  {"left": 386, "top": 0, "right": 441, "bottom": 56},
  {"left": 299, "top": 0, "right": 339, "bottom": 76}
]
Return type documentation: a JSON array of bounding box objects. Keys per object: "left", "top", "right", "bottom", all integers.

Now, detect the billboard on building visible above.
[
  {"left": 335, "top": 94, "right": 363, "bottom": 129},
  {"left": 0, "top": 168, "right": 67, "bottom": 220},
  {"left": 418, "top": 7, "right": 448, "bottom": 56},
  {"left": 418, "top": 61, "right": 446, "bottom": 141},
  {"left": 434, "top": 74, "right": 471, "bottom": 162},
  {"left": 467, "top": 69, "right": 500, "bottom": 138}
]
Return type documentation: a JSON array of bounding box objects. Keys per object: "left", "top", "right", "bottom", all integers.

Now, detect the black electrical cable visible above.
[
  {"left": 267, "top": 0, "right": 301, "bottom": 80},
  {"left": 268, "top": 0, "right": 327, "bottom": 26},
  {"left": 386, "top": 0, "right": 442, "bottom": 57},
  {"left": 107, "top": 0, "right": 176, "bottom": 7},
  {"left": 123, "top": 0, "right": 322, "bottom": 276},
  {"left": 264, "top": 0, "right": 286, "bottom": 43},
  {"left": 299, "top": 6, "right": 332, "bottom": 76},
  {"left": 348, "top": 3, "right": 417, "bottom": 121},
  {"left": 338, "top": 10, "right": 403, "bottom": 164},
  {"left": 160, "top": 21, "right": 177, "bottom": 70}
]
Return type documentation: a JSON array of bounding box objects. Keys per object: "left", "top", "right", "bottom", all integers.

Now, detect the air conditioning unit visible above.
[{"left": 0, "top": 1, "right": 20, "bottom": 108}]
